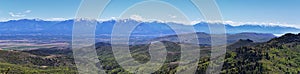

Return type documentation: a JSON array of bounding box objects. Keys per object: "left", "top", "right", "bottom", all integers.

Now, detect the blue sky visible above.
[{"left": 0, "top": 0, "right": 300, "bottom": 27}]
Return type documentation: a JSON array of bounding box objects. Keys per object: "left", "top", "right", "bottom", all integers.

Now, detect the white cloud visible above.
[
  {"left": 0, "top": 18, "right": 10, "bottom": 22},
  {"left": 168, "top": 15, "right": 177, "bottom": 18},
  {"left": 130, "top": 15, "right": 144, "bottom": 21},
  {"left": 9, "top": 10, "right": 31, "bottom": 18},
  {"left": 24, "top": 10, "right": 31, "bottom": 13},
  {"left": 188, "top": 19, "right": 299, "bottom": 28},
  {"left": 221, "top": 20, "right": 298, "bottom": 28},
  {"left": 9, "top": 12, "right": 25, "bottom": 17},
  {"left": 44, "top": 18, "right": 71, "bottom": 21}
]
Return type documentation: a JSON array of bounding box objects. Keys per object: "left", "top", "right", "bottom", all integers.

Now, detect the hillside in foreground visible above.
[{"left": 0, "top": 33, "right": 300, "bottom": 73}]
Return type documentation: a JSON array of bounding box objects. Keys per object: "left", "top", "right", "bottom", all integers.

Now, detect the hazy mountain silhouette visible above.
[{"left": 0, "top": 19, "right": 299, "bottom": 36}]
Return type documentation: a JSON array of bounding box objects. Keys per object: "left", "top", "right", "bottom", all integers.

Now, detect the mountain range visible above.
[{"left": 0, "top": 19, "right": 299, "bottom": 36}]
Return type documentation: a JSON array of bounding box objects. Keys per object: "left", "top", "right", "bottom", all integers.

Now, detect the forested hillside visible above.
[{"left": 0, "top": 33, "right": 300, "bottom": 73}]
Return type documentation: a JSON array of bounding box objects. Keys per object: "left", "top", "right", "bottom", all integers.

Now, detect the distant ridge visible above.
[
  {"left": 0, "top": 19, "right": 299, "bottom": 36},
  {"left": 149, "top": 32, "right": 276, "bottom": 45}
]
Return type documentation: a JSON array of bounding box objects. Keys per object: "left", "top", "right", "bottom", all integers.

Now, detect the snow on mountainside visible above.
[{"left": 0, "top": 19, "right": 299, "bottom": 36}]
